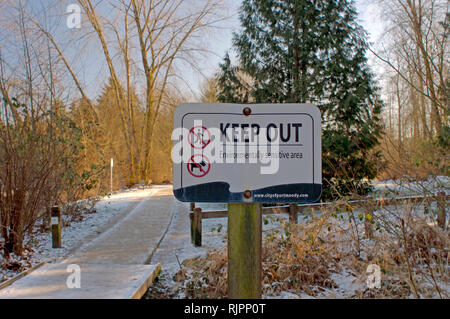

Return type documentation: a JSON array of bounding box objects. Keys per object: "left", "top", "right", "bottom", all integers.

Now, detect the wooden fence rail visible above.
[{"left": 189, "top": 193, "right": 448, "bottom": 246}]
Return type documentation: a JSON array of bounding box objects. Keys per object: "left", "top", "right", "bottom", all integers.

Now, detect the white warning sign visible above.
[{"left": 172, "top": 103, "right": 322, "bottom": 203}]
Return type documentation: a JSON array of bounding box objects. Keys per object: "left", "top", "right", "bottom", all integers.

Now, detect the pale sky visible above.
[{"left": 3, "top": 0, "right": 386, "bottom": 102}]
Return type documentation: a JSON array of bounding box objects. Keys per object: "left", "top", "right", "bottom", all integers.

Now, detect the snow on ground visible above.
[
  {"left": 148, "top": 201, "right": 369, "bottom": 299},
  {"left": 147, "top": 178, "right": 449, "bottom": 299},
  {"left": 32, "top": 187, "right": 157, "bottom": 262},
  {"left": 151, "top": 200, "right": 448, "bottom": 299},
  {"left": 2, "top": 179, "right": 448, "bottom": 298},
  {"left": 372, "top": 175, "right": 449, "bottom": 197},
  {"left": 151, "top": 207, "right": 369, "bottom": 299},
  {"left": 154, "top": 202, "right": 296, "bottom": 274},
  {"left": 1, "top": 187, "right": 156, "bottom": 283}
]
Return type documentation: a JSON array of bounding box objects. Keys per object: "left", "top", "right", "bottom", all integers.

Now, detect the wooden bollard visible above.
[
  {"left": 191, "top": 207, "right": 202, "bottom": 247},
  {"left": 437, "top": 192, "right": 447, "bottom": 229},
  {"left": 364, "top": 210, "right": 374, "bottom": 239},
  {"left": 189, "top": 212, "right": 193, "bottom": 243},
  {"left": 51, "top": 206, "right": 62, "bottom": 248},
  {"left": 289, "top": 204, "right": 298, "bottom": 224},
  {"left": 228, "top": 203, "right": 262, "bottom": 299},
  {"left": 190, "top": 202, "right": 195, "bottom": 212}
]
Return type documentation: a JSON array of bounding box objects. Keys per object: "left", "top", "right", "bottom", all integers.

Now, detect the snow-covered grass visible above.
[
  {"left": 1, "top": 187, "right": 155, "bottom": 283},
  {"left": 372, "top": 175, "right": 449, "bottom": 197},
  {"left": 150, "top": 205, "right": 448, "bottom": 299},
  {"left": 2, "top": 178, "right": 448, "bottom": 298},
  {"left": 146, "top": 180, "right": 449, "bottom": 299}
]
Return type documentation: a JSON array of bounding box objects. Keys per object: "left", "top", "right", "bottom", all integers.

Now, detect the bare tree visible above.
[
  {"left": 373, "top": 0, "right": 448, "bottom": 138},
  {"left": 33, "top": 0, "right": 226, "bottom": 184},
  {"left": 0, "top": 2, "right": 101, "bottom": 256},
  {"left": 129, "top": 0, "right": 225, "bottom": 181}
]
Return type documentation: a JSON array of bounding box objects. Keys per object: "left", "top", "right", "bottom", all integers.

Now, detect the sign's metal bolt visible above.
[
  {"left": 243, "top": 190, "right": 252, "bottom": 199},
  {"left": 243, "top": 107, "right": 251, "bottom": 116}
]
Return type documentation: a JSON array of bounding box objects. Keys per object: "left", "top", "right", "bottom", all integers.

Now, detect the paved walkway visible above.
[
  {"left": 149, "top": 201, "right": 226, "bottom": 274},
  {"left": 150, "top": 199, "right": 199, "bottom": 273},
  {"left": 0, "top": 185, "right": 174, "bottom": 299}
]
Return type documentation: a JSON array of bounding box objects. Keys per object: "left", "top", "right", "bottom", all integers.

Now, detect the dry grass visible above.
[
  {"left": 378, "top": 133, "right": 449, "bottom": 181},
  {"left": 402, "top": 222, "right": 449, "bottom": 263},
  {"left": 262, "top": 221, "right": 340, "bottom": 296},
  {"left": 168, "top": 215, "right": 342, "bottom": 299},
  {"left": 162, "top": 199, "right": 448, "bottom": 299}
]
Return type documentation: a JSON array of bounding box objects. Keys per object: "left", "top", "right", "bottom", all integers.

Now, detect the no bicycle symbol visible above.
[
  {"left": 187, "top": 154, "right": 211, "bottom": 178},
  {"left": 188, "top": 126, "right": 211, "bottom": 149}
]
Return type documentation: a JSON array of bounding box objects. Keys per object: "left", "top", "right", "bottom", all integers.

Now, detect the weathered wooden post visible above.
[
  {"left": 364, "top": 211, "right": 374, "bottom": 239},
  {"left": 437, "top": 192, "right": 446, "bottom": 229},
  {"left": 189, "top": 212, "right": 194, "bottom": 244},
  {"left": 51, "top": 206, "right": 62, "bottom": 248},
  {"left": 110, "top": 158, "right": 114, "bottom": 195},
  {"left": 228, "top": 202, "right": 262, "bottom": 299},
  {"left": 289, "top": 204, "right": 298, "bottom": 224},
  {"left": 191, "top": 207, "right": 202, "bottom": 247},
  {"left": 189, "top": 202, "right": 196, "bottom": 243}
]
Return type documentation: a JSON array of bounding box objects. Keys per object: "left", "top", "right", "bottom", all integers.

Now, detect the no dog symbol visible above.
[{"left": 187, "top": 154, "right": 211, "bottom": 178}]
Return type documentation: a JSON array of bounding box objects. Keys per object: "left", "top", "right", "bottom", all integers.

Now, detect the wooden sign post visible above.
[
  {"left": 110, "top": 158, "right": 114, "bottom": 195},
  {"left": 228, "top": 203, "right": 262, "bottom": 299},
  {"left": 173, "top": 103, "right": 322, "bottom": 299},
  {"left": 51, "top": 206, "right": 62, "bottom": 248}
]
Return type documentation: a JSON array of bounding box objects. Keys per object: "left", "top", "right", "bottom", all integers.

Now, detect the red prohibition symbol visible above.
[
  {"left": 188, "top": 126, "right": 211, "bottom": 149},
  {"left": 187, "top": 154, "right": 211, "bottom": 178}
]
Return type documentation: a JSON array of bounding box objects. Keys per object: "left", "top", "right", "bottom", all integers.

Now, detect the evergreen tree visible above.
[
  {"left": 217, "top": 53, "right": 250, "bottom": 103},
  {"left": 217, "top": 0, "right": 383, "bottom": 199}
]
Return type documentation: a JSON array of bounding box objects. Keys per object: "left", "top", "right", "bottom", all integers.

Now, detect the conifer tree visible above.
[{"left": 217, "top": 0, "right": 383, "bottom": 199}]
